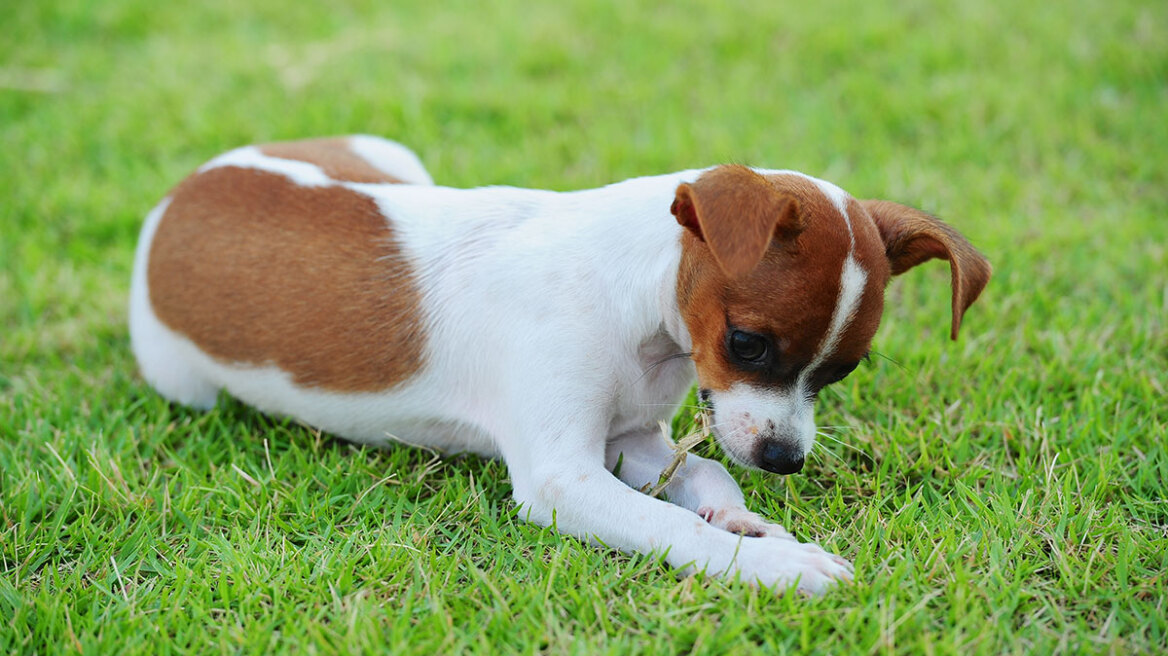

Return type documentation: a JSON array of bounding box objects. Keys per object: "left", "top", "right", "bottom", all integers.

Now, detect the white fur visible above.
[
  {"left": 347, "top": 134, "right": 434, "bottom": 185},
  {"left": 198, "top": 146, "right": 333, "bottom": 186},
  {"left": 799, "top": 255, "right": 867, "bottom": 392},
  {"left": 130, "top": 141, "right": 854, "bottom": 593},
  {"left": 712, "top": 383, "right": 818, "bottom": 460}
]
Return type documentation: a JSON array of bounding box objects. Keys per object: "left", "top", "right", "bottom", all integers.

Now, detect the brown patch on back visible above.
[
  {"left": 676, "top": 169, "right": 890, "bottom": 393},
  {"left": 147, "top": 166, "right": 425, "bottom": 391},
  {"left": 259, "top": 137, "right": 402, "bottom": 184}
]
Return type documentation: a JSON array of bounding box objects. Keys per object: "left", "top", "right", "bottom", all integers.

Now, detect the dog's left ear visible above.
[
  {"left": 861, "top": 200, "right": 992, "bottom": 340},
  {"left": 672, "top": 165, "right": 803, "bottom": 278}
]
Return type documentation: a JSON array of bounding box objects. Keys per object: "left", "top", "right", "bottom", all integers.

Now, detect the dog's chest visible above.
[{"left": 608, "top": 329, "right": 698, "bottom": 436}]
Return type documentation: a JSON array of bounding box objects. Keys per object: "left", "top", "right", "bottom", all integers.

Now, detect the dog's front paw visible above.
[
  {"left": 725, "top": 537, "right": 854, "bottom": 595},
  {"left": 697, "top": 506, "right": 793, "bottom": 539}
]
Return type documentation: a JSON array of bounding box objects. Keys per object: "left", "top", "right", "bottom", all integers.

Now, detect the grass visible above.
[{"left": 2, "top": 0, "right": 1165, "bottom": 653}]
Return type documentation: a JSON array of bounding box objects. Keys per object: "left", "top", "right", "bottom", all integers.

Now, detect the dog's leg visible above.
[
  {"left": 503, "top": 422, "right": 852, "bottom": 594},
  {"left": 606, "top": 429, "right": 793, "bottom": 539}
]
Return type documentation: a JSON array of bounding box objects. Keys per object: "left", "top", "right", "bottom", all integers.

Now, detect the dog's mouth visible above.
[
  {"left": 697, "top": 388, "right": 811, "bottom": 475},
  {"left": 710, "top": 424, "right": 807, "bottom": 474},
  {"left": 701, "top": 412, "right": 758, "bottom": 470},
  {"left": 695, "top": 389, "right": 753, "bottom": 468}
]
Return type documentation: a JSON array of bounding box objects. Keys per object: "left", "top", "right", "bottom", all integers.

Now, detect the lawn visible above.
[{"left": 2, "top": 0, "right": 1165, "bottom": 653}]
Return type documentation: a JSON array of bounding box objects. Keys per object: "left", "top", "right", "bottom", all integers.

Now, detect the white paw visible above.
[
  {"left": 697, "top": 506, "right": 794, "bottom": 540},
  {"left": 717, "top": 536, "right": 854, "bottom": 595}
]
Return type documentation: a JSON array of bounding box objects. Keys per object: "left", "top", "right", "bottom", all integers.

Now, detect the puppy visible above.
[{"left": 130, "top": 135, "right": 990, "bottom": 594}]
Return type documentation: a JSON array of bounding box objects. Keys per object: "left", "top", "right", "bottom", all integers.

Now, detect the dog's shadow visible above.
[{"left": 131, "top": 387, "right": 515, "bottom": 517}]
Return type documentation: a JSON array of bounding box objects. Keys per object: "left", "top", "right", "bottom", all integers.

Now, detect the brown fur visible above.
[
  {"left": 259, "top": 137, "right": 402, "bottom": 184},
  {"left": 674, "top": 166, "right": 991, "bottom": 396},
  {"left": 674, "top": 168, "right": 890, "bottom": 393},
  {"left": 845, "top": 197, "right": 895, "bottom": 352},
  {"left": 860, "top": 200, "right": 992, "bottom": 340},
  {"left": 147, "top": 166, "right": 425, "bottom": 391},
  {"left": 672, "top": 165, "right": 804, "bottom": 278}
]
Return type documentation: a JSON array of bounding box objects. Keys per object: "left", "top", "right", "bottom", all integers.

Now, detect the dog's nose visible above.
[{"left": 757, "top": 439, "right": 804, "bottom": 474}]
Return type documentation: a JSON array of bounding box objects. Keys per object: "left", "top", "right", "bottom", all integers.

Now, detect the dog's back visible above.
[{"left": 129, "top": 136, "right": 433, "bottom": 411}]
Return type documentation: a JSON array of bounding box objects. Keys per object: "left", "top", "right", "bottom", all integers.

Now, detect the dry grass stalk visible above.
[{"left": 642, "top": 410, "right": 712, "bottom": 498}]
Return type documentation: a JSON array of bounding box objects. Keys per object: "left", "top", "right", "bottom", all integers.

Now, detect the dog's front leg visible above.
[
  {"left": 503, "top": 425, "right": 851, "bottom": 594},
  {"left": 606, "top": 429, "right": 794, "bottom": 539}
]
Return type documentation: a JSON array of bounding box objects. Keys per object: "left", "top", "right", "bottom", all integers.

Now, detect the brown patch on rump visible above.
[
  {"left": 148, "top": 166, "right": 424, "bottom": 391},
  {"left": 259, "top": 137, "right": 402, "bottom": 184}
]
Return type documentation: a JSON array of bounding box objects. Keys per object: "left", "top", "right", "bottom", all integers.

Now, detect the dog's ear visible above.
[
  {"left": 672, "top": 165, "right": 803, "bottom": 278},
  {"left": 861, "top": 200, "right": 992, "bottom": 340}
]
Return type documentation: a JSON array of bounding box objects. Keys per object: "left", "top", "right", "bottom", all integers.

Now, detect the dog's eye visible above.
[{"left": 728, "top": 330, "right": 769, "bottom": 364}]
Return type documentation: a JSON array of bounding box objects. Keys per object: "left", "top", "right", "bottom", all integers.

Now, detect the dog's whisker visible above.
[
  {"left": 815, "top": 430, "right": 870, "bottom": 458},
  {"left": 815, "top": 430, "right": 848, "bottom": 445},
  {"left": 634, "top": 352, "right": 693, "bottom": 384},
  {"left": 809, "top": 441, "right": 846, "bottom": 463},
  {"left": 700, "top": 419, "right": 735, "bottom": 432},
  {"left": 711, "top": 425, "right": 749, "bottom": 442},
  {"left": 868, "top": 349, "right": 906, "bottom": 371},
  {"left": 634, "top": 402, "right": 707, "bottom": 410}
]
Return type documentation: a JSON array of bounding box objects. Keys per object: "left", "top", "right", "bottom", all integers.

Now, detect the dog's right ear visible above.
[
  {"left": 861, "top": 200, "right": 992, "bottom": 340},
  {"left": 672, "top": 165, "right": 803, "bottom": 279}
]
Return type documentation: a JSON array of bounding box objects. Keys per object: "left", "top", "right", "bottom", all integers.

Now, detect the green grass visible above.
[{"left": 2, "top": 0, "right": 1166, "bottom": 653}]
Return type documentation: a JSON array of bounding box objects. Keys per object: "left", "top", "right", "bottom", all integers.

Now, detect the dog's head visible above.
[{"left": 672, "top": 165, "right": 991, "bottom": 473}]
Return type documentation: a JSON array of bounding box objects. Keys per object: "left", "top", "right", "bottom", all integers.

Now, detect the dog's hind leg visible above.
[{"left": 128, "top": 199, "right": 220, "bottom": 409}]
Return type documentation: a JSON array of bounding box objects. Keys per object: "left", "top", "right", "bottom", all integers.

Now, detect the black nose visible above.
[{"left": 757, "top": 440, "right": 804, "bottom": 474}]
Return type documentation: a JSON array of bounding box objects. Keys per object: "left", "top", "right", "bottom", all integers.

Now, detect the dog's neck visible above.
[
  {"left": 542, "top": 175, "right": 704, "bottom": 430},
  {"left": 554, "top": 171, "right": 704, "bottom": 351}
]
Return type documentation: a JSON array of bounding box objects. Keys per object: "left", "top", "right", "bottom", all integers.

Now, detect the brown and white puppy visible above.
[{"left": 130, "top": 136, "right": 990, "bottom": 594}]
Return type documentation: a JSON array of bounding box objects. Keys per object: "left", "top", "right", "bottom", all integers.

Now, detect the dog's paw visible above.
[
  {"left": 697, "top": 506, "right": 793, "bottom": 540},
  {"left": 696, "top": 534, "right": 854, "bottom": 595},
  {"left": 726, "top": 537, "right": 855, "bottom": 595}
]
